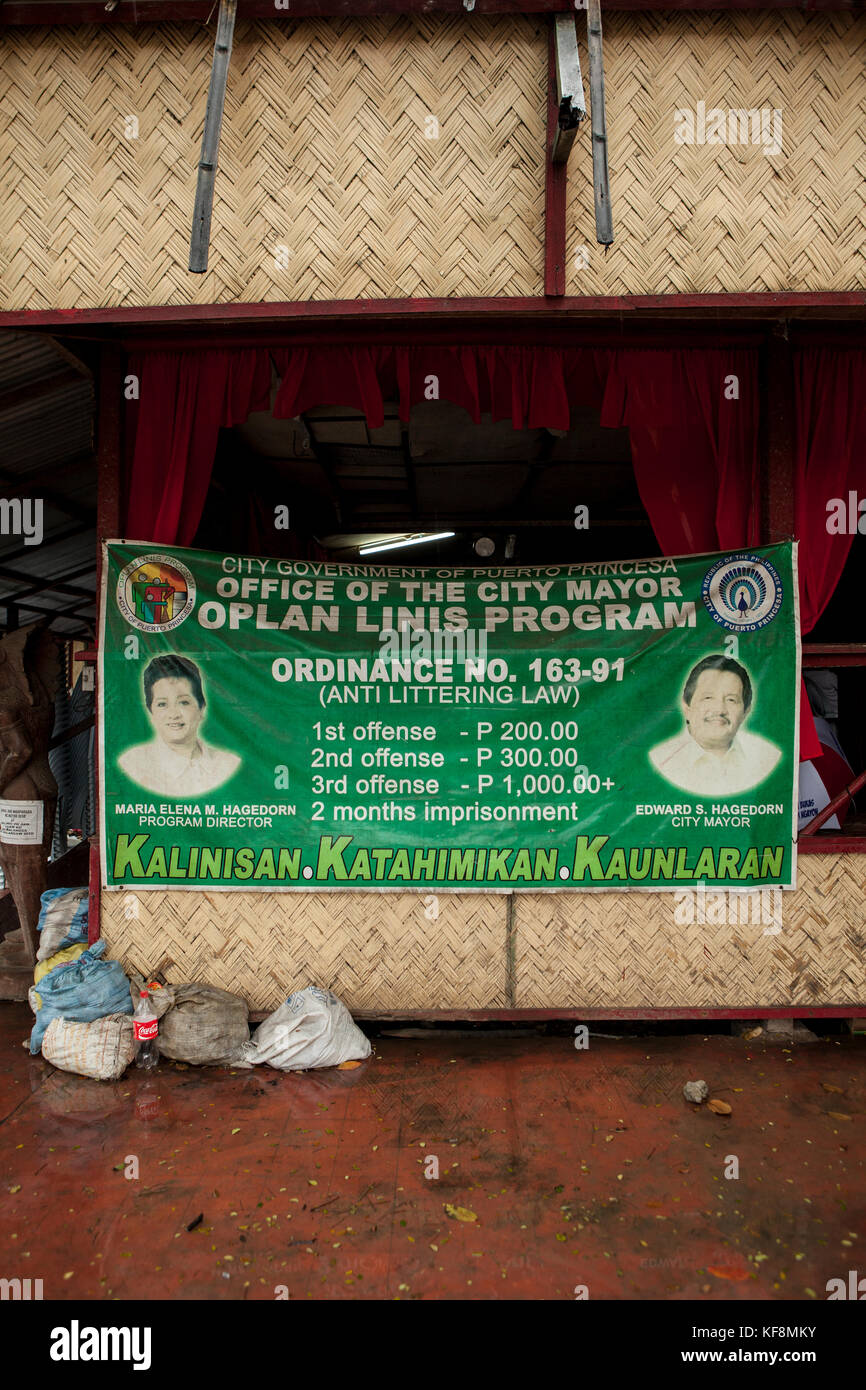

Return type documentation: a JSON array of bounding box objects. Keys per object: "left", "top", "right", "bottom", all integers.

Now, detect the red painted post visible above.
[{"left": 89, "top": 345, "right": 124, "bottom": 945}]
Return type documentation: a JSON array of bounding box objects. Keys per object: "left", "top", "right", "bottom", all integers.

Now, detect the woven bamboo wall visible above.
[
  {"left": 100, "top": 852, "right": 866, "bottom": 1012},
  {"left": 1, "top": 12, "right": 864, "bottom": 311}
]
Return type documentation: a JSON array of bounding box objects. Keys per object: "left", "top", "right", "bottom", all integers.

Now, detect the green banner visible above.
[{"left": 99, "top": 540, "right": 800, "bottom": 892}]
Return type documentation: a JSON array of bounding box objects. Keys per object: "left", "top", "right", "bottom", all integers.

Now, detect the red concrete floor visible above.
[{"left": 0, "top": 1004, "right": 863, "bottom": 1302}]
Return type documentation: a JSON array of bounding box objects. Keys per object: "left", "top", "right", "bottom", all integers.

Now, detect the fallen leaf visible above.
[
  {"left": 828, "top": 1112, "right": 851, "bottom": 1121},
  {"left": 444, "top": 1204, "right": 477, "bottom": 1223},
  {"left": 707, "top": 1099, "right": 732, "bottom": 1115},
  {"left": 707, "top": 1265, "right": 750, "bottom": 1281},
  {"left": 821, "top": 1083, "right": 844, "bottom": 1095},
  {"left": 231, "top": 1128, "right": 240, "bottom": 1135},
  {"left": 743, "top": 1027, "right": 762, "bottom": 1040},
  {"left": 8, "top": 1185, "right": 21, "bottom": 1194},
  {"left": 337, "top": 1060, "right": 362, "bottom": 1070}
]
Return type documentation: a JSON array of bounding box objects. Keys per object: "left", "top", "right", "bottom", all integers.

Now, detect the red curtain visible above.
[
  {"left": 124, "top": 340, "right": 860, "bottom": 760},
  {"left": 597, "top": 344, "right": 819, "bottom": 758},
  {"left": 601, "top": 348, "right": 760, "bottom": 552},
  {"left": 126, "top": 349, "right": 271, "bottom": 546},
  {"left": 270, "top": 344, "right": 606, "bottom": 430},
  {"left": 794, "top": 347, "right": 866, "bottom": 633}
]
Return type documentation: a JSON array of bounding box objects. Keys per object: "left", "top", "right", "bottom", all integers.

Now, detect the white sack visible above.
[{"left": 244, "top": 986, "right": 371, "bottom": 1071}]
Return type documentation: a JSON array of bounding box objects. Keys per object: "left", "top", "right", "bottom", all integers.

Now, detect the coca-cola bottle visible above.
[{"left": 133, "top": 988, "right": 159, "bottom": 1071}]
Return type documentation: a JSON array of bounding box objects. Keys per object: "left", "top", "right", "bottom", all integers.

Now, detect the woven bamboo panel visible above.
[
  {"left": 0, "top": 15, "right": 544, "bottom": 310},
  {"left": 100, "top": 852, "right": 865, "bottom": 1012},
  {"left": 566, "top": 12, "right": 866, "bottom": 296},
  {"left": 1, "top": 13, "right": 864, "bottom": 311},
  {"left": 100, "top": 889, "right": 508, "bottom": 1012},
  {"left": 514, "top": 854, "right": 866, "bottom": 1009}
]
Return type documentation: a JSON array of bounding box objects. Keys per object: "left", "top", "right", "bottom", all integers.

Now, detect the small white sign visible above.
[{"left": 0, "top": 799, "right": 44, "bottom": 845}]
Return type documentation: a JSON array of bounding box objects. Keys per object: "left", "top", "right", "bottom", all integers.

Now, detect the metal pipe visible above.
[{"left": 189, "top": 0, "right": 237, "bottom": 273}]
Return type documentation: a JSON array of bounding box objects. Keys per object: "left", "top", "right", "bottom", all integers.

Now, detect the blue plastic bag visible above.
[
  {"left": 36, "top": 887, "right": 89, "bottom": 960},
  {"left": 29, "top": 940, "right": 132, "bottom": 1054}
]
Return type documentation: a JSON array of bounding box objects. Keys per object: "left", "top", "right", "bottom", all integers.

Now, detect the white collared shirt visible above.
[
  {"left": 118, "top": 738, "right": 241, "bottom": 798},
  {"left": 649, "top": 727, "right": 782, "bottom": 796}
]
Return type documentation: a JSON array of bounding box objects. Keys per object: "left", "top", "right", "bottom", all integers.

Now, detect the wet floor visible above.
[{"left": 1, "top": 1005, "right": 863, "bottom": 1300}]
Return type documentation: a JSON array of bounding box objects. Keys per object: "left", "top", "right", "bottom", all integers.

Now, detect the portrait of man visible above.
[
  {"left": 117, "top": 654, "right": 240, "bottom": 797},
  {"left": 648, "top": 654, "right": 782, "bottom": 797}
]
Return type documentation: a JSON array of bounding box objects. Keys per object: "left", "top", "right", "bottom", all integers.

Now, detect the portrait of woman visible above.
[{"left": 117, "top": 654, "right": 240, "bottom": 797}]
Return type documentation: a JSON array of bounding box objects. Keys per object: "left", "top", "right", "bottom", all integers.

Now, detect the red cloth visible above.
[
  {"left": 126, "top": 349, "right": 271, "bottom": 546},
  {"left": 794, "top": 347, "right": 866, "bottom": 633},
  {"left": 600, "top": 347, "right": 760, "bottom": 551},
  {"left": 600, "top": 346, "right": 819, "bottom": 759},
  {"left": 124, "top": 341, "right": 858, "bottom": 761},
  {"left": 792, "top": 348, "right": 866, "bottom": 760}
]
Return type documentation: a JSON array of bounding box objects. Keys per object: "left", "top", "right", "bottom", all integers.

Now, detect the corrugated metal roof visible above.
[{"left": 0, "top": 331, "right": 96, "bottom": 639}]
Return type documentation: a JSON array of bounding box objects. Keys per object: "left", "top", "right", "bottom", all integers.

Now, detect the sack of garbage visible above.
[
  {"left": 41, "top": 1013, "right": 136, "bottom": 1082},
  {"left": 158, "top": 982, "right": 251, "bottom": 1067},
  {"left": 36, "top": 887, "right": 89, "bottom": 961},
  {"left": 29, "top": 940, "right": 133, "bottom": 1055},
  {"left": 243, "top": 986, "right": 371, "bottom": 1071},
  {"left": 33, "top": 941, "right": 89, "bottom": 987}
]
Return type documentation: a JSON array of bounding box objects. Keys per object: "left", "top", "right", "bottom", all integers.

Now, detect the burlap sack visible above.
[
  {"left": 128, "top": 973, "right": 175, "bottom": 1019},
  {"left": 41, "top": 1013, "right": 136, "bottom": 1082},
  {"left": 158, "top": 982, "right": 251, "bottom": 1067}
]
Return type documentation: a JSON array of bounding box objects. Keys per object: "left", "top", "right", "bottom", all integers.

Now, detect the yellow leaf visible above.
[
  {"left": 828, "top": 1111, "right": 851, "bottom": 1121},
  {"left": 707, "top": 1099, "right": 732, "bottom": 1115},
  {"left": 821, "top": 1083, "right": 844, "bottom": 1094},
  {"left": 337, "top": 1060, "right": 362, "bottom": 1070},
  {"left": 444, "top": 1204, "right": 478, "bottom": 1223},
  {"left": 231, "top": 1128, "right": 240, "bottom": 1135}
]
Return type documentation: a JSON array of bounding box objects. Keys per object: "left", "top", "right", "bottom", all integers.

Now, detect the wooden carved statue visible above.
[{"left": 0, "top": 622, "right": 62, "bottom": 964}]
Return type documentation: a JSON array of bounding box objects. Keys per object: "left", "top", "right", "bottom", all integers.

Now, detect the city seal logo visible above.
[
  {"left": 702, "top": 554, "right": 782, "bottom": 632},
  {"left": 116, "top": 554, "right": 196, "bottom": 633}
]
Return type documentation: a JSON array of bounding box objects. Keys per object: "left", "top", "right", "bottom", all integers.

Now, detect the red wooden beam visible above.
[
  {"left": 340, "top": 1006, "right": 866, "bottom": 1021},
  {"left": 802, "top": 643, "right": 866, "bottom": 667},
  {"left": 799, "top": 765, "right": 866, "bottom": 837},
  {"left": 798, "top": 836, "right": 866, "bottom": 854},
  {"left": 0, "top": 292, "right": 864, "bottom": 333},
  {"left": 89, "top": 344, "right": 123, "bottom": 946},
  {"left": 544, "top": 22, "right": 568, "bottom": 298},
  {"left": 0, "top": 0, "right": 859, "bottom": 24}
]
